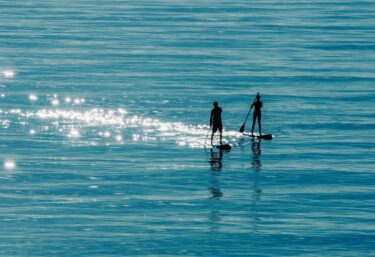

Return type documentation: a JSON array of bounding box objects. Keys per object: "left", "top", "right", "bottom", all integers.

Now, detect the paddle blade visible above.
[{"left": 239, "top": 124, "right": 245, "bottom": 133}]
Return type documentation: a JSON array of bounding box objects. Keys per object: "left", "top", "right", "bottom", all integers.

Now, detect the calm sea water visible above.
[{"left": 1, "top": 1, "right": 375, "bottom": 256}]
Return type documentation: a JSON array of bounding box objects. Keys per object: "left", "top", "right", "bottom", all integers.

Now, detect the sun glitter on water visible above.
[
  {"left": 68, "top": 128, "right": 80, "bottom": 138},
  {"left": 1, "top": 70, "right": 15, "bottom": 78},
  {"left": 51, "top": 98, "right": 59, "bottom": 106},
  {"left": 29, "top": 94, "right": 38, "bottom": 102},
  {"left": 4, "top": 160, "right": 16, "bottom": 170},
  {"left": 4, "top": 95, "right": 240, "bottom": 148}
]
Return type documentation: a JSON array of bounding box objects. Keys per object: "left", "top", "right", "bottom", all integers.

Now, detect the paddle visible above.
[
  {"left": 204, "top": 126, "right": 211, "bottom": 146},
  {"left": 239, "top": 97, "right": 256, "bottom": 133}
]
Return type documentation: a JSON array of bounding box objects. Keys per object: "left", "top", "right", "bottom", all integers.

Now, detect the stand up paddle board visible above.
[{"left": 244, "top": 133, "right": 273, "bottom": 140}]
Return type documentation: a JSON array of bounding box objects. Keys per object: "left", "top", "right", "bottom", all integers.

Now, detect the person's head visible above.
[
  {"left": 213, "top": 101, "right": 219, "bottom": 108},
  {"left": 256, "top": 92, "right": 261, "bottom": 101}
]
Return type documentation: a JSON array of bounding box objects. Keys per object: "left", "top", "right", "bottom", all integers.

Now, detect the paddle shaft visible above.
[
  {"left": 204, "top": 126, "right": 211, "bottom": 146},
  {"left": 241, "top": 109, "right": 251, "bottom": 126},
  {"left": 239, "top": 97, "right": 256, "bottom": 132}
]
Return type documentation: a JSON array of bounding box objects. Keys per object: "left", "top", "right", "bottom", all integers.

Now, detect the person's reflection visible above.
[
  {"left": 252, "top": 139, "right": 261, "bottom": 170},
  {"left": 249, "top": 139, "right": 262, "bottom": 233},
  {"left": 208, "top": 149, "right": 223, "bottom": 232},
  {"left": 251, "top": 139, "right": 262, "bottom": 203},
  {"left": 209, "top": 149, "right": 223, "bottom": 198},
  {"left": 209, "top": 148, "right": 223, "bottom": 171}
]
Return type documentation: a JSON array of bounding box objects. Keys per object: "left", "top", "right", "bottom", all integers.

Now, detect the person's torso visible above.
[
  {"left": 254, "top": 101, "right": 262, "bottom": 112},
  {"left": 212, "top": 107, "right": 222, "bottom": 123}
]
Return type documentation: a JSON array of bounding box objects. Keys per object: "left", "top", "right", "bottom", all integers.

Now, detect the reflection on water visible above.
[
  {"left": 250, "top": 139, "right": 262, "bottom": 233},
  {"left": 252, "top": 139, "right": 262, "bottom": 171},
  {"left": 206, "top": 141, "right": 264, "bottom": 233},
  {"left": 209, "top": 149, "right": 223, "bottom": 199},
  {"left": 208, "top": 148, "right": 223, "bottom": 232},
  {"left": 209, "top": 148, "right": 223, "bottom": 172},
  {"left": 251, "top": 139, "right": 262, "bottom": 203}
]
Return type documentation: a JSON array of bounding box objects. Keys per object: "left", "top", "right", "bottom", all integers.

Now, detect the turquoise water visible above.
[{"left": 1, "top": 1, "right": 375, "bottom": 256}]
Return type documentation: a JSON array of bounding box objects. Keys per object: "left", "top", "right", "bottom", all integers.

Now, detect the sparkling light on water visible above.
[
  {"left": 68, "top": 128, "right": 80, "bottom": 138},
  {"left": 2, "top": 70, "right": 15, "bottom": 78},
  {"left": 29, "top": 94, "right": 38, "bottom": 102},
  {"left": 117, "top": 108, "right": 127, "bottom": 115},
  {"left": 4, "top": 100, "right": 239, "bottom": 147},
  {"left": 4, "top": 160, "right": 16, "bottom": 170},
  {"left": 115, "top": 135, "right": 123, "bottom": 142},
  {"left": 51, "top": 99, "right": 59, "bottom": 106}
]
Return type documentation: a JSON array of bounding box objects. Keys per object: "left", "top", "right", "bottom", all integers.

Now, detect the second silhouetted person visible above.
[
  {"left": 210, "top": 101, "right": 223, "bottom": 146},
  {"left": 251, "top": 92, "right": 262, "bottom": 136}
]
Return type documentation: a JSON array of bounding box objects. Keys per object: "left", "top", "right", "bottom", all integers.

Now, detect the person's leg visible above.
[
  {"left": 211, "top": 125, "right": 217, "bottom": 145},
  {"left": 251, "top": 114, "right": 256, "bottom": 135},
  {"left": 258, "top": 113, "right": 262, "bottom": 135},
  {"left": 219, "top": 126, "right": 223, "bottom": 145}
]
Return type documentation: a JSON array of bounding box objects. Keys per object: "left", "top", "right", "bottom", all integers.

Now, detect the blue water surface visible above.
[{"left": 1, "top": 0, "right": 374, "bottom": 256}]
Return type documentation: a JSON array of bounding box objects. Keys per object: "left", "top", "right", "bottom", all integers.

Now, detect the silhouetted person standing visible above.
[
  {"left": 210, "top": 101, "right": 223, "bottom": 146},
  {"left": 251, "top": 93, "right": 262, "bottom": 136}
]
